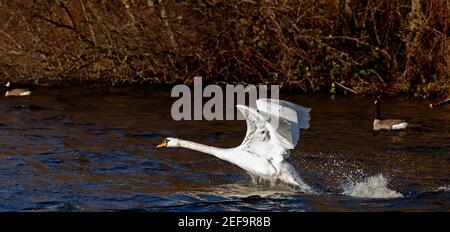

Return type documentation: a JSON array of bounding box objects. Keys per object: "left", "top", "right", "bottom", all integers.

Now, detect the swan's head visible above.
[
  {"left": 156, "top": 137, "right": 179, "bottom": 148},
  {"left": 5, "top": 81, "right": 10, "bottom": 88}
]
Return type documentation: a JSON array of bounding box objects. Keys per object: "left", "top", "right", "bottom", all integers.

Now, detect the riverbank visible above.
[{"left": 0, "top": 1, "right": 448, "bottom": 98}]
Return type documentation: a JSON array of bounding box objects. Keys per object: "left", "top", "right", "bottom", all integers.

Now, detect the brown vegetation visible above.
[{"left": 0, "top": 0, "right": 448, "bottom": 98}]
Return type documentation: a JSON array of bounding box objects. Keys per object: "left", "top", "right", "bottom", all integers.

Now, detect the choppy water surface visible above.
[{"left": 0, "top": 88, "right": 448, "bottom": 211}]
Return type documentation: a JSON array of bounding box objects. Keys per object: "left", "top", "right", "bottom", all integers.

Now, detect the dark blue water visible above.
[{"left": 0, "top": 88, "right": 448, "bottom": 211}]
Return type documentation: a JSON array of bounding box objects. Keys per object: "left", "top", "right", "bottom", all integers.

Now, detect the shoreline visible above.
[{"left": 1, "top": 83, "right": 447, "bottom": 101}]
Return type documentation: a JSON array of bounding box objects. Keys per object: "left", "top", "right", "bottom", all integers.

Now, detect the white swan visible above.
[{"left": 157, "top": 98, "right": 313, "bottom": 192}]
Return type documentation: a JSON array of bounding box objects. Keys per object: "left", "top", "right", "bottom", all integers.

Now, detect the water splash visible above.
[{"left": 342, "top": 174, "right": 403, "bottom": 199}]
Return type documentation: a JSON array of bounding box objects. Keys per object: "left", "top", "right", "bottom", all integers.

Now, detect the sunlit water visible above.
[{"left": 0, "top": 88, "right": 448, "bottom": 211}]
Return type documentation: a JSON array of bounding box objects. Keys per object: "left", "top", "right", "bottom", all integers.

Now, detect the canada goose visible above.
[
  {"left": 429, "top": 98, "right": 450, "bottom": 109},
  {"left": 157, "top": 98, "right": 313, "bottom": 192},
  {"left": 373, "top": 96, "right": 408, "bottom": 131},
  {"left": 4, "top": 82, "right": 31, "bottom": 97}
]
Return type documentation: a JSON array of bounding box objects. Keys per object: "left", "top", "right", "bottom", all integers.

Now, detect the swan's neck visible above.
[{"left": 175, "top": 139, "right": 229, "bottom": 159}]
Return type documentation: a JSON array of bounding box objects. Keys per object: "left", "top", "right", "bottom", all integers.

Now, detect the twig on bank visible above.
[
  {"left": 0, "top": 29, "right": 23, "bottom": 49},
  {"left": 79, "top": 0, "right": 97, "bottom": 47},
  {"left": 367, "top": 69, "right": 385, "bottom": 85},
  {"left": 334, "top": 81, "right": 359, "bottom": 94}
]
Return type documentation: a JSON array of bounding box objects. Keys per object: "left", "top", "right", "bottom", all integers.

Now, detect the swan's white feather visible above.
[
  {"left": 236, "top": 99, "right": 311, "bottom": 164},
  {"left": 256, "top": 98, "right": 310, "bottom": 147}
]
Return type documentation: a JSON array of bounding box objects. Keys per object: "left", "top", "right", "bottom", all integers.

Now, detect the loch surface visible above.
[{"left": 0, "top": 88, "right": 448, "bottom": 211}]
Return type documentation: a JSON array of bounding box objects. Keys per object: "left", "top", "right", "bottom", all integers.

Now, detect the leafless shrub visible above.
[{"left": 0, "top": 0, "right": 448, "bottom": 97}]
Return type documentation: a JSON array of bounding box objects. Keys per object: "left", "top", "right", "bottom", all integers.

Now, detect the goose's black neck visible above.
[
  {"left": 5, "top": 82, "right": 30, "bottom": 91},
  {"left": 375, "top": 99, "right": 382, "bottom": 120}
]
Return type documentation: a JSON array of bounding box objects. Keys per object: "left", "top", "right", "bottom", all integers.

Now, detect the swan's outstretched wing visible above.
[
  {"left": 236, "top": 99, "right": 310, "bottom": 164},
  {"left": 256, "top": 98, "right": 310, "bottom": 149}
]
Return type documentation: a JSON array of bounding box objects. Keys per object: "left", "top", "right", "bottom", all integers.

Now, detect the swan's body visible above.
[{"left": 158, "top": 98, "right": 312, "bottom": 192}]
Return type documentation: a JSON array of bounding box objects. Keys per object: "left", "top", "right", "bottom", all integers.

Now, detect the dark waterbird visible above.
[
  {"left": 4, "top": 81, "right": 32, "bottom": 97},
  {"left": 373, "top": 96, "right": 408, "bottom": 131}
]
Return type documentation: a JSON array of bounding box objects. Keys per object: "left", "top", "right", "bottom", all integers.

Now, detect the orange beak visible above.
[{"left": 156, "top": 141, "right": 167, "bottom": 148}]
